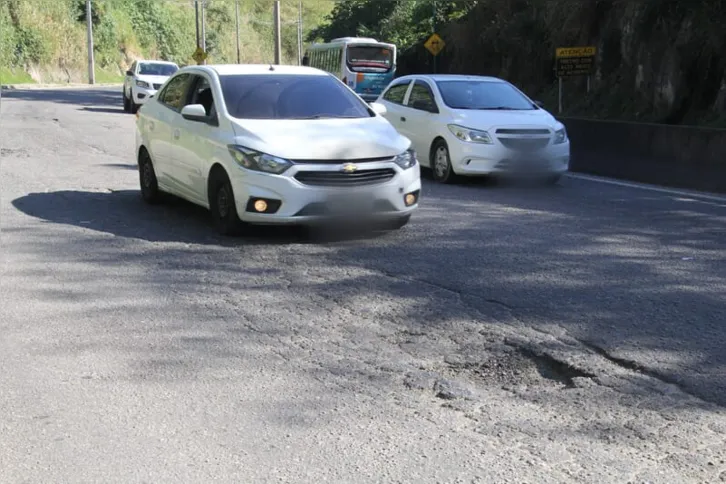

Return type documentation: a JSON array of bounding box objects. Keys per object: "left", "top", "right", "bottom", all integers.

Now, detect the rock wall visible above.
[{"left": 397, "top": 0, "right": 726, "bottom": 126}]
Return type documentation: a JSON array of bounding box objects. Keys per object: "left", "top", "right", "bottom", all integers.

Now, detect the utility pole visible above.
[
  {"left": 194, "top": 0, "right": 200, "bottom": 50},
  {"left": 201, "top": 0, "right": 207, "bottom": 64},
  {"left": 235, "top": 0, "right": 241, "bottom": 63},
  {"left": 432, "top": 0, "right": 437, "bottom": 74},
  {"left": 86, "top": 0, "right": 95, "bottom": 84},
  {"left": 273, "top": 1, "right": 281, "bottom": 65},
  {"left": 297, "top": 0, "right": 303, "bottom": 65}
]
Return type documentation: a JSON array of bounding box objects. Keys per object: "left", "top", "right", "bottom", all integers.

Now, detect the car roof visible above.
[
  {"left": 399, "top": 74, "right": 505, "bottom": 83},
  {"left": 137, "top": 60, "right": 178, "bottom": 65},
  {"left": 182, "top": 64, "right": 329, "bottom": 77}
]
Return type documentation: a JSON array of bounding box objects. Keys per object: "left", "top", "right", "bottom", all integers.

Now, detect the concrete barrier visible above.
[{"left": 560, "top": 117, "right": 726, "bottom": 194}]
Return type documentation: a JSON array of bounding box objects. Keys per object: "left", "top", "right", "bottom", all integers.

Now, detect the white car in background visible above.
[
  {"left": 374, "top": 74, "right": 570, "bottom": 184},
  {"left": 123, "top": 60, "right": 179, "bottom": 113},
  {"left": 134, "top": 64, "right": 420, "bottom": 235}
]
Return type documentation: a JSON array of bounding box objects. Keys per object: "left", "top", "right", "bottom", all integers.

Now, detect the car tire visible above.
[
  {"left": 139, "top": 150, "right": 163, "bottom": 204},
  {"left": 130, "top": 98, "right": 139, "bottom": 114},
  {"left": 431, "top": 139, "right": 457, "bottom": 184},
  {"left": 209, "top": 170, "right": 243, "bottom": 236},
  {"left": 123, "top": 90, "right": 130, "bottom": 112}
]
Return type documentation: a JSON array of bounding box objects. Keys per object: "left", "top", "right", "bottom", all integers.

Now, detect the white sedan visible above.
[
  {"left": 374, "top": 74, "right": 570, "bottom": 184},
  {"left": 123, "top": 60, "right": 179, "bottom": 113},
  {"left": 134, "top": 64, "right": 421, "bottom": 235}
]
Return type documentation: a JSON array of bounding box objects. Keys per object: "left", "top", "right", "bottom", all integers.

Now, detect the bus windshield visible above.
[{"left": 346, "top": 45, "right": 393, "bottom": 73}]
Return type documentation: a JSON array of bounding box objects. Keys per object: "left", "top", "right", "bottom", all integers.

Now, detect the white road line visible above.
[{"left": 565, "top": 172, "right": 726, "bottom": 203}]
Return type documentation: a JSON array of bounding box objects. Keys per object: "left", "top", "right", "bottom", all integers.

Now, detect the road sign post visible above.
[
  {"left": 424, "top": 33, "right": 445, "bottom": 74},
  {"left": 555, "top": 46, "right": 596, "bottom": 114}
]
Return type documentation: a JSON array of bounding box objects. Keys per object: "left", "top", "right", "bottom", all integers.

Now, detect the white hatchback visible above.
[
  {"left": 375, "top": 74, "right": 570, "bottom": 184},
  {"left": 134, "top": 64, "right": 421, "bottom": 235}
]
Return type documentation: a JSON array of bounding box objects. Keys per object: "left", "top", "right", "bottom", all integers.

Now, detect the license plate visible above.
[{"left": 326, "top": 192, "right": 375, "bottom": 214}]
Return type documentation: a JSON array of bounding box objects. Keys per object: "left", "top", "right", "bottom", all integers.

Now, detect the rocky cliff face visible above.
[{"left": 397, "top": 0, "right": 726, "bottom": 126}]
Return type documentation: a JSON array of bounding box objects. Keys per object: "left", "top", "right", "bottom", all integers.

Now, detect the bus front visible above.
[{"left": 343, "top": 43, "right": 396, "bottom": 103}]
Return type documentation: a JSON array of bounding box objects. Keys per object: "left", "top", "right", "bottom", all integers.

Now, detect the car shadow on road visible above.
[
  {"left": 2, "top": 88, "right": 121, "bottom": 108},
  {"left": 100, "top": 163, "right": 138, "bottom": 170},
  {"left": 11, "top": 189, "right": 396, "bottom": 246},
  {"left": 81, "top": 106, "right": 128, "bottom": 114},
  {"left": 11, "top": 189, "right": 311, "bottom": 246}
]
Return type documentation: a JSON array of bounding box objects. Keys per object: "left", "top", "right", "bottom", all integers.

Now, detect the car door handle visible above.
[
  {"left": 173, "top": 129, "right": 180, "bottom": 140},
  {"left": 400, "top": 116, "right": 406, "bottom": 122}
]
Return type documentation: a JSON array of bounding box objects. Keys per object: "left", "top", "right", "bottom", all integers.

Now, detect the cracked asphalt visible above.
[{"left": 1, "top": 87, "right": 726, "bottom": 483}]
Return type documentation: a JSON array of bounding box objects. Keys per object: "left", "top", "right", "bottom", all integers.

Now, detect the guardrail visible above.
[{"left": 560, "top": 117, "right": 726, "bottom": 194}]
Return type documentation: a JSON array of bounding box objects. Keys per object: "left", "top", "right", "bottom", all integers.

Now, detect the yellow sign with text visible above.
[{"left": 556, "top": 46, "right": 596, "bottom": 59}]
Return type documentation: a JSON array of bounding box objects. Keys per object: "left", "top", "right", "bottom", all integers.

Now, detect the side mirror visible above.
[
  {"left": 181, "top": 104, "right": 208, "bottom": 122},
  {"left": 370, "top": 102, "right": 387, "bottom": 116},
  {"left": 412, "top": 100, "right": 438, "bottom": 113},
  {"left": 126, "top": 70, "right": 134, "bottom": 76}
]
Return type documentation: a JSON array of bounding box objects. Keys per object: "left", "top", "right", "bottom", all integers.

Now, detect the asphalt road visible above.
[{"left": 1, "top": 87, "right": 725, "bottom": 483}]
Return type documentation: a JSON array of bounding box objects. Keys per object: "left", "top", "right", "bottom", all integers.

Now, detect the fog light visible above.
[
  {"left": 253, "top": 199, "right": 268, "bottom": 212},
  {"left": 404, "top": 191, "right": 418, "bottom": 207}
]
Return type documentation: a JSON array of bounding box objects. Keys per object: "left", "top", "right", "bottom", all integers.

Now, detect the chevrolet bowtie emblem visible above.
[{"left": 342, "top": 163, "right": 358, "bottom": 173}]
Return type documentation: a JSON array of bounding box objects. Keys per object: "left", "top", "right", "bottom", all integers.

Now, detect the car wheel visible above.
[
  {"left": 431, "top": 140, "right": 457, "bottom": 184},
  {"left": 122, "top": 90, "right": 130, "bottom": 112},
  {"left": 139, "top": 150, "right": 163, "bottom": 204},
  {"left": 209, "top": 170, "right": 243, "bottom": 236},
  {"left": 130, "top": 99, "right": 139, "bottom": 114}
]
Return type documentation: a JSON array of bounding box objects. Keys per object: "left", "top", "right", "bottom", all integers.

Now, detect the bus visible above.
[{"left": 304, "top": 37, "right": 396, "bottom": 103}]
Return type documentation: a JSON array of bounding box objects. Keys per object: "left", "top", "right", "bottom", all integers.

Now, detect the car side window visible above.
[
  {"left": 186, "top": 75, "right": 216, "bottom": 118},
  {"left": 158, "top": 73, "right": 191, "bottom": 111},
  {"left": 407, "top": 81, "right": 437, "bottom": 111},
  {"left": 382, "top": 82, "right": 410, "bottom": 105}
]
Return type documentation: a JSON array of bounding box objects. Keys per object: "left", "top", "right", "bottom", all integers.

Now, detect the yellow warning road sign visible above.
[
  {"left": 192, "top": 46, "right": 207, "bottom": 63},
  {"left": 424, "top": 33, "right": 445, "bottom": 57},
  {"left": 555, "top": 46, "right": 596, "bottom": 59}
]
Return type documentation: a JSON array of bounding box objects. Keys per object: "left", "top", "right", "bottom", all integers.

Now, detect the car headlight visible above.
[
  {"left": 553, "top": 126, "right": 568, "bottom": 144},
  {"left": 447, "top": 124, "right": 493, "bottom": 144},
  {"left": 393, "top": 149, "right": 417, "bottom": 170},
  {"left": 227, "top": 145, "right": 292, "bottom": 175},
  {"left": 136, "top": 80, "right": 150, "bottom": 88}
]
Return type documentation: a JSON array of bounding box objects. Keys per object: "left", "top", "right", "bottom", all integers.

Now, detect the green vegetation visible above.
[{"left": 0, "top": 0, "right": 333, "bottom": 84}]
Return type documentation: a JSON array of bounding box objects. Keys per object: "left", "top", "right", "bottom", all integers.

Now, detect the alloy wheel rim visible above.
[{"left": 435, "top": 147, "right": 449, "bottom": 178}]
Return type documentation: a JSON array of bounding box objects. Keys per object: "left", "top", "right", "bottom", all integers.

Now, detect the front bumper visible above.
[
  {"left": 132, "top": 86, "right": 158, "bottom": 104},
  {"left": 227, "top": 160, "right": 421, "bottom": 225},
  {"left": 449, "top": 139, "right": 571, "bottom": 176}
]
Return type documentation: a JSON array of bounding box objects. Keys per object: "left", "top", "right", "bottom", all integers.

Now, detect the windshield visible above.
[
  {"left": 346, "top": 45, "right": 393, "bottom": 73},
  {"left": 219, "top": 74, "right": 372, "bottom": 120},
  {"left": 138, "top": 63, "right": 178, "bottom": 76},
  {"left": 435, "top": 80, "right": 536, "bottom": 110}
]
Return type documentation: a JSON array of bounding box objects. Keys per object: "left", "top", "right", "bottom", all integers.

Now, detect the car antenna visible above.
[{"left": 269, "top": 64, "right": 275, "bottom": 71}]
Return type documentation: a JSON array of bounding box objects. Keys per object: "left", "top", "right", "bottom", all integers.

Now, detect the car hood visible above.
[
  {"left": 136, "top": 75, "right": 170, "bottom": 85},
  {"left": 449, "top": 108, "right": 560, "bottom": 131},
  {"left": 230, "top": 116, "right": 410, "bottom": 160}
]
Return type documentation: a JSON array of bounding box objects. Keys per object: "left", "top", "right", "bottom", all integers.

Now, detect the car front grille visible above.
[
  {"left": 153, "top": 83, "right": 163, "bottom": 90},
  {"left": 495, "top": 129, "right": 550, "bottom": 135},
  {"left": 294, "top": 168, "right": 396, "bottom": 187},
  {"left": 498, "top": 137, "right": 550, "bottom": 151}
]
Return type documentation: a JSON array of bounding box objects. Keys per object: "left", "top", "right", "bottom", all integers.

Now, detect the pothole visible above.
[
  {"left": 445, "top": 346, "right": 596, "bottom": 389},
  {"left": 517, "top": 347, "right": 596, "bottom": 388}
]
